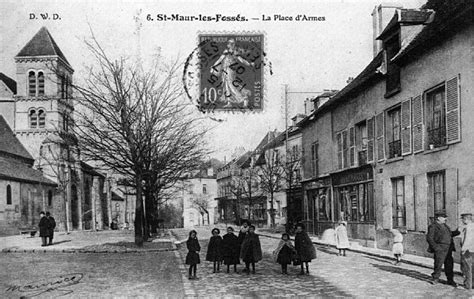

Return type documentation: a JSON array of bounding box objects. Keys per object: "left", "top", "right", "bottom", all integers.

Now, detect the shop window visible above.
[
  {"left": 28, "top": 71, "right": 36, "bottom": 96},
  {"left": 429, "top": 171, "right": 446, "bottom": 212},
  {"left": 392, "top": 178, "right": 405, "bottom": 227},
  {"left": 311, "top": 142, "right": 318, "bottom": 177},
  {"left": 316, "top": 188, "right": 331, "bottom": 221},
  {"left": 38, "top": 72, "right": 45, "bottom": 96},
  {"left": 6, "top": 185, "right": 12, "bottom": 205},
  {"left": 387, "top": 106, "right": 401, "bottom": 158},
  {"left": 38, "top": 109, "right": 46, "bottom": 128},
  {"left": 48, "top": 190, "right": 53, "bottom": 206},
  {"left": 29, "top": 109, "right": 38, "bottom": 128},
  {"left": 425, "top": 86, "right": 446, "bottom": 149},
  {"left": 335, "top": 183, "right": 374, "bottom": 223}
]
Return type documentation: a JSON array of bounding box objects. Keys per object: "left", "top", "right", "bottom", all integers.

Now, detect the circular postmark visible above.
[{"left": 183, "top": 33, "right": 271, "bottom": 116}]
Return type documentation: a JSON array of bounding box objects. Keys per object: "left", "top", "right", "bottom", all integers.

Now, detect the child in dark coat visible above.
[
  {"left": 222, "top": 227, "right": 240, "bottom": 273},
  {"left": 295, "top": 223, "right": 317, "bottom": 275},
  {"left": 185, "top": 230, "right": 200, "bottom": 279},
  {"left": 240, "top": 225, "right": 262, "bottom": 274},
  {"left": 273, "top": 233, "right": 296, "bottom": 274},
  {"left": 206, "top": 228, "right": 223, "bottom": 273}
]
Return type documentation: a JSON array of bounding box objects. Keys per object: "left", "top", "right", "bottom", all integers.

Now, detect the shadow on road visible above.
[
  {"left": 370, "top": 263, "right": 432, "bottom": 283},
  {"left": 51, "top": 240, "right": 72, "bottom": 245},
  {"left": 317, "top": 247, "right": 340, "bottom": 256}
]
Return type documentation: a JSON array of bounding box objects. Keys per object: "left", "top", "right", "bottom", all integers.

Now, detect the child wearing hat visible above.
[
  {"left": 206, "top": 228, "right": 223, "bottom": 273},
  {"left": 273, "top": 233, "right": 296, "bottom": 274},
  {"left": 335, "top": 221, "right": 350, "bottom": 256},
  {"left": 222, "top": 226, "right": 240, "bottom": 273},
  {"left": 294, "top": 223, "right": 317, "bottom": 275},
  {"left": 240, "top": 225, "right": 262, "bottom": 274},
  {"left": 185, "top": 230, "right": 201, "bottom": 280}
]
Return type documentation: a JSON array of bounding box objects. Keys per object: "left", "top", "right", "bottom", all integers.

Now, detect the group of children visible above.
[{"left": 185, "top": 222, "right": 317, "bottom": 279}]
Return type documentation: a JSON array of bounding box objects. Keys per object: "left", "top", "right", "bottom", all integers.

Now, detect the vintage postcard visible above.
[{"left": 1, "top": 0, "right": 472, "bottom": 298}]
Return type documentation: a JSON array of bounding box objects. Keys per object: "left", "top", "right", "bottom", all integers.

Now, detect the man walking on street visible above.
[
  {"left": 38, "top": 211, "right": 48, "bottom": 247},
  {"left": 460, "top": 213, "right": 474, "bottom": 290},
  {"left": 46, "top": 211, "right": 56, "bottom": 246},
  {"left": 426, "top": 211, "right": 460, "bottom": 286}
]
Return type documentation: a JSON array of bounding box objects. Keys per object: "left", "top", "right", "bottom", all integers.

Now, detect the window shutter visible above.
[
  {"left": 445, "top": 168, "right": 458, "bottom": 228},
  {"left": 349, "top": 126, "right": 355, "bottom": 166},
  {"left": 336, "top": 132, "right": 342, "bottom": 169},
  {"left": 414, "top": 173, "right": 428, "bottom": 232},
  {"left": 404, "top": 175, "right": 415, "bottom": 230},
  {"left": 376, "top": 112, "right": 385, "bottom": 161},
  {"left": 382, "top": 179, "right": 392, "bottom": 229},
  {"left": 411, "top": 95, "right": 424, "bottom": 153},
  {"left": 401, "top": 99, "right": 412, "bottom": 155},
  {"left": 445, "top": 75, "right": 461, "bottom": 144},
  {"left": 367, "top": 117, "right": 375, "bottom": 163},
  {"left": 342, "top": 130, "right": 348, "bottom": 168}
]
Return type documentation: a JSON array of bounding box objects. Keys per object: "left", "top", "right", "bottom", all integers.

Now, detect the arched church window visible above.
[
  {"left": 48, "top": 190, "right": 53, "bottom": 206},
  {"left": 28, "top": 71, "right": 36, "bottom": 96},
  {"left": 38, "top": 109, "right": 46, "bottom": 128},
  {"left": 6, "top": 185, "right": 12, "bottom": 205},
  {"left": 38, "top": 72, "right": 45, "bottom": 96},
  {"left": 29, "top": 109, "right": 38, "bottom": 128}
]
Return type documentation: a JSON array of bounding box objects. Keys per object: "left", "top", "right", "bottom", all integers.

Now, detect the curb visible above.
[
  {"left": 258, "top": 232, "right": 463, "bottom": 276},
  {"left": 1, "top": 247, "right": 177, "bottom": 253}
]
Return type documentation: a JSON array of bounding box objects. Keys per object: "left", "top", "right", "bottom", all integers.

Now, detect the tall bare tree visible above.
[
  {"left": 69, "top": 33, "right": 208, "bottom": 246},
  {"left": 258, "top": 150, "right": 286, "bottom": 227}
]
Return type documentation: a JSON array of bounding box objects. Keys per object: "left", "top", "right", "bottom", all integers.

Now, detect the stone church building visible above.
[{"left": 0, "top": 27, "right": 113, "bottom": 234}]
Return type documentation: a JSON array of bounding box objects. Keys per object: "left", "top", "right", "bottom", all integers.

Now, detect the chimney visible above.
[{"left": 372, "top": 4, "right": 402, "bottom": 57}]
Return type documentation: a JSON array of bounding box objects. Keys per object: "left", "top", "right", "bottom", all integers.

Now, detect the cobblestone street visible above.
[{"left": 173, "top": 227, "right": 474, "bottom": 298}]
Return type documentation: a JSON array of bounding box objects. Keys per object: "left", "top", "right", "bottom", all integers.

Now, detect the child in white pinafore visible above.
[
  {"left": 335, "top": 221, "right": 350, "bottom": 256},
  {"left": 390, "top": 229, "right": 404, "bottom": 265}
]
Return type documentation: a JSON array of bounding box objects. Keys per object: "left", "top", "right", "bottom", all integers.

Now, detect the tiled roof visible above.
[
  {"left": 0, "top": 73, "right": 17, "bottom": 94},
  {"left": 0, "top": 115, "right": 34, "bottom": 163},
  {"left": 393, "top": 1, "right": 474, "bottom": 64},
  {"left": 16, "top": 27, "right": 72, "bottom": 68},
  {"left": 0, "top": 156, "right": 56, "bottom": 185}
]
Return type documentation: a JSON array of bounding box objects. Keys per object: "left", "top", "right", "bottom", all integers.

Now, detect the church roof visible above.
[
  {"left": 0, "top": 73, "right": 17, "bottom": 94},
  {"left": 0, "top": 157, "right": 57, "bottom": 186},
  {"left": 0, "top": 115, "right": 34, "bottom": 163},
  {"left": 16, "top": 27, "right": 72, "bottom": 69}
]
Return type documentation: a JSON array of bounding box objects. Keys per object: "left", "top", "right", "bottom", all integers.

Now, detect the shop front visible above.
[
  {"left": 303, "top": 176, "right": 332, "bottom": 235},
  {"left": 331, "top": 165, "right": 376, "bottom": 246}
]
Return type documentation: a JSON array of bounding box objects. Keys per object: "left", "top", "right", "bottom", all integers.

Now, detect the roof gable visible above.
[
  {"left": 16, "top": 27, "right": 72, "bottom": 68},
  {"left": 0, "top": 73, "right": 17, "bottom": 94},
  {"left": 0, "top": 115, "right": 34, "bottom": 163}
]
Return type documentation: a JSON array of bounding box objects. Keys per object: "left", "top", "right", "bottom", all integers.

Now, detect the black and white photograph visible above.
[{"left": 0, "top": 0, "right": 473, "bottom": 297}]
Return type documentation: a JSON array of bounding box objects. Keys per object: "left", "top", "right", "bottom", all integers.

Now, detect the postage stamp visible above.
[{"left": 183, "top": 33, "right": 265, "bottom": 113}]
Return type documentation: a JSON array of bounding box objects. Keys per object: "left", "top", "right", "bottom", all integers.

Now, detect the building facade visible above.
[
  {"left": 299, "top": 0, "right": 474, "bottom": 256},
  {"left": 0, "top": 27, "right": 112, "bottom": 232}
]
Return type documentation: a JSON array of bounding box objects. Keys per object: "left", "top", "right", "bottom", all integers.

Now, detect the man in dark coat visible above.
[
  {"left": 38, "top": 211, "right": 48, "bottom": 247},
  {"left": 46, "top": 212, "right": 56, "bottom": 246},
  {"left": 426, "top": 211, "right": 460, "bottom": 286}
]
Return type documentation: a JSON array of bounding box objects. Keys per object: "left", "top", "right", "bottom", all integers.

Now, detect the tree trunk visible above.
[
  {"left": 134, "top": 175, "right": 144, "bottom": 247},
  {"left": 270, "top": 193, "right": 275, "bottom": 228}
]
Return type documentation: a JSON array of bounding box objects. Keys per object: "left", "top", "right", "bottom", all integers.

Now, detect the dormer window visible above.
[{"left": 384, "top": 32, "right": 401, "bottom": 97}]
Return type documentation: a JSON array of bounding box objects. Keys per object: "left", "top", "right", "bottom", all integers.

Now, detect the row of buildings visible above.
[
  {"left": 215, "top": 0, "right": 474, "bottom": 257},
  {"left": 0, "top": 27, "right": 135, "bottom": 235}
]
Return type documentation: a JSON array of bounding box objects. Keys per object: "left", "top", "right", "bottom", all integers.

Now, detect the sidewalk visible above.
[
  {"left": 0, "top": 230, "right": 176, "bottom": 253},
  {"left": 256, "top": 229, "right": 462, "bottom": 276}
]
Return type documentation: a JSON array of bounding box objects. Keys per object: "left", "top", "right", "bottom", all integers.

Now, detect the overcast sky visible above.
[{"left": 0, "top": 0, "right": 425, "bottom": 161}]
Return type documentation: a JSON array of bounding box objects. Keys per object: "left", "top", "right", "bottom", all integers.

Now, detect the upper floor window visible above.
[
  {"left": 48, "top": 190, "right": 53, "bottom": 206},
  {"left": 6, "top": 184, "right": 12, "bottom": 205},
  {"left": 38, "top": 72, "right": 45, "bottom": 96},
  {"left": 386, "top": 106, "right": 402, "bottom": 158},
  {"left": 311, "top": 142, "right": 318, "bottom": 177},
  {"left": 336, "top": 131, "right": 348, "bottom": 169},
  {"left": 355, "top": 121, "right": 368, "bottom": 165},
  {"left": 384, "top": 33, "right": 401, "bottom": 97},
  {"left": 38, "top": 109, "right": 46, "bottom": 128},
  {"left": 202, "top": 184, "right": 207, "bottom": 194},
  {"left": 426, "top": 86, "right": 446, "bottom": 149},
  {"left": 29, "top": 109, "right": 38, "bottom": 128},
  {"left": 28, "top": 71, "right": 36, "bottom": 96}
]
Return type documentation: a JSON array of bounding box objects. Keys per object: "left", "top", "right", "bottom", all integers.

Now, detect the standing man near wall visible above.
[
  {"left": 38, "top": 211, "right": 48, "bottom": 247},
  {"left": 460, "top": 213, "right": 474, "bottom": 289},
  {"left": 46, "top": 212, "right": 56, "bottom": 246},
  {"left": 426, "top": 211, "right": 460, "bottom": 286}
]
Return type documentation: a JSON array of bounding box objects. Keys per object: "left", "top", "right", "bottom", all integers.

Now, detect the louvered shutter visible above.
[
  {"left": 367, "top": 117, "right": 375, "bottom": 163},
  {"left": 342, "top": 130, "right": 348, "bottom": 168},
  {"left": 401, "top": 99, "right": 412, "bottom": 155},
  {"left": 411, "top": 95, "right": 424, "bottom": 153},
  {"left": 445, "top": 75, "right": 461, "bottom": 144},
  {"left": 349, "top": 126, "right": 355, "bottom": 166},
  {"left": 376, "top": 112, "right": 385, "bottom": 161},
  {"left": 336, "top": 132, "right": 342, "bottom": 169}
]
